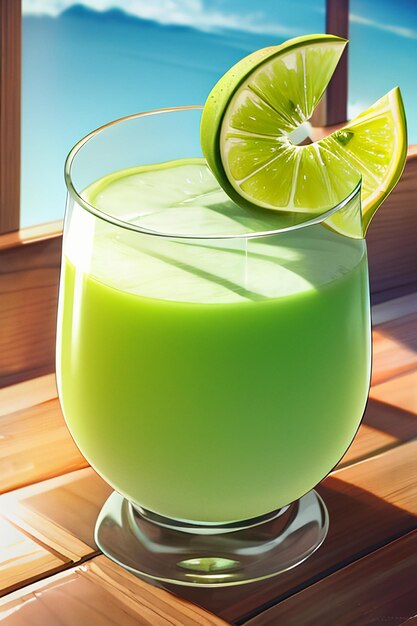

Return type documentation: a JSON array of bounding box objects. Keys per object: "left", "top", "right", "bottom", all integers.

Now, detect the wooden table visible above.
[{"left": 1, "top": 292, "right": 417, "bottom": 625}]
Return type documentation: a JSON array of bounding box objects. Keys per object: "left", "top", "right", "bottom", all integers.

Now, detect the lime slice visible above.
[{"left": 201, "top": 34, "right": 407, "bottom": 235}]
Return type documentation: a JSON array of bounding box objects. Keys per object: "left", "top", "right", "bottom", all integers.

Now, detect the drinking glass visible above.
[{"left": 58, "top": 107, "right": 371, "bottom": 586}]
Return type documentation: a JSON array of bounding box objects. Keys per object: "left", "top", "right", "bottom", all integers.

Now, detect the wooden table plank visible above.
[
  {"left": 0, "top": 516, "right": 67, "bottom": 597},
  {"left": 372, "top": 293, "right": 417, "bottom": 326},
  {"left": 0, "top": 294, "right": 415, "bottom": 618},
  {"left": 1, "top": 468, "right": 111, "bottom": 562},
  {"left": 2, "top": 438, "right": 417, "bottom": 622},
  {"left": 0, "top": 397, "right": 88, "bottom": 494},
  {"left": 372, "top": 312, "right": 417, "bottom": 386},
  {"left": 3, "top": 394, "right": 416, "bottom": 570},
  {"left": 370, "top": 369, "right": 417, "bottom": 414},
  {"left": 371, "top": 287, "right": 417, "bottom": 389},
  {"left": 0, "top": 354, "right": 416, "bottom": 619},
  {"left": 337, "top": 396, "right": 417, "bottom": 468},
  {"left": 246, "top": 529, "right": 417, "bottom": 626},
  {"left": 0, "top": 235, "right": 62, "bottom": 387},
  {"left": 0, "top": 374, "right": 57, "bottom": 416},
  {"left": 0, "top": 555, "right": 230, "bottom": 626},
  {"left": 338, "top": 365, "right": 417, "bottom": 468},
  {"left": 366, "top": 145, "right": 417, "bottom": 298},
  {"left": 168, "top": 439, "right": 417, "bottom": 623}
]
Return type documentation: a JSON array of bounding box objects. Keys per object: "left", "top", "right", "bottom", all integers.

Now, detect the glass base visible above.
[{"left": 95, "top": 490, "right": 329, "bottom": 587}]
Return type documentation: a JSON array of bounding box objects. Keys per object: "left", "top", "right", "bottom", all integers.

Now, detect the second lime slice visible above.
[{"left": 201, "top": 34, "right": 407, "bottom": 235}]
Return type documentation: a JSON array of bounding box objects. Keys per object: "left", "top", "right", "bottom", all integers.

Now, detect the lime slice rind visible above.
[{"left": 201, "top": 34, "right": 407, "bottom": 236}]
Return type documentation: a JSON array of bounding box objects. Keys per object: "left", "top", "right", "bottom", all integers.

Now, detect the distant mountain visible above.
[
  {"left": 61, "top": 3, "right": 127, "bottom": 21},
  {"left": 60, "top": 4, "right": 177, "bottom": 29},
  {"left": 59, "top": 0, "right": 223, "bottom": 32},
  {"left": 58, "top": 3, "right": 250, "bottom": 39}
]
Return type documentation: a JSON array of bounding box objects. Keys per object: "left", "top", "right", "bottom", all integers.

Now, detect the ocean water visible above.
[{"left": 22, "top": 2, "right": 416, "bottom": 226}]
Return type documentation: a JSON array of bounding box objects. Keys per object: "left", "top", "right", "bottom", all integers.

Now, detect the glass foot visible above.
[{"left": 95, "top": 490, "right": 329, "bottom": 587}]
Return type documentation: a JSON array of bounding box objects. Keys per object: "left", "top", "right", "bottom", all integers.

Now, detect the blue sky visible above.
[
  {"left": 22, "top": 0, "right": 320, "bottom": 34},
  {"left": 23, "top": 0, "right": 417, "bottom": 40},
  {"left": 21, "top": 0, "right": 417, "bottom": 225}
]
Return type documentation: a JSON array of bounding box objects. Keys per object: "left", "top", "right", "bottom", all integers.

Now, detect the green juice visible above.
[{"left": 57, "top": 161, "right": 371, "bottom": 523}]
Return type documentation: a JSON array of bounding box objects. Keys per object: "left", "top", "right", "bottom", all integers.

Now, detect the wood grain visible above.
[
  {"left": 337, "top": 397, "right": 417, "bottom": 468},
  {"left": 343, "top": 290, "right": 417, "bottom": 467},
  {"left": 0, "top": 236, "right": 62, "bottom": 387},
  {"left": 372, "top": 293, "right": 417, "bottom": 326},
  {"left": 0, "top": 556, "right": 230, "bottom": 625},
  {"left": 2, "top": 378, "right": 417, "bottom": 566},
  {"left": 1, "top": 468, "right": 111, "bottom": 561},
  {"left": 0, "top": 221, "right": 62, "bottom": 252},
  {"left": 169, "top": 439, "right": 417, "bottom": 623},
  {"left": 3, "top": 437, "right": 417, "bottom": 621},
  {"left": 0, "top": 396, "right": 88, "bottom": 494},
  {"left": 371, "top": 289, "right": 417, "bottom": 386},
  {"left": 310, "top": 0, "right": 349, "bottom": 127},
  {"left": 0, "top": 374, "right": 57, "bottom": 417},
  {"left": 0, "top": 293, "right": 414, "bottom": 600},
  {"left": 0, "top": 0, "right": 21, "bottom": 234},
  {"left": 246, "top": 529, "right": 417, "bottom": 626},
  {"left": 325, "top": 0, "right": 349, "bottom": 124},
  {"left": 367, "top": 147, "right": 417, "bottom": 297},
  {"left": 0, "top": 298, "right": 415, "bottom": 619},
  {"left": 0, "top": 516, "right": 67, "bottom": 597},
  {"left": 372, "top": 313, "right": 417, "bottom": 386},
  {"left": 370, "top": 369, "right": 417, "bottom": 415}
]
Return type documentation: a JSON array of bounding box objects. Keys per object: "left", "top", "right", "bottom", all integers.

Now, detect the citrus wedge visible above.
[{"left": 201, "top": 34, "right": 407, "bottom": 235}]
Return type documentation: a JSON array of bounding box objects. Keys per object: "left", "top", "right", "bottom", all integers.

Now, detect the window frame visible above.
[{"left": 0, "top": 0, "right": 21, "bottom": 234}]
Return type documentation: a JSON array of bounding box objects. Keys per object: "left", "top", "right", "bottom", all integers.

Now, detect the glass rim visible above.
[{"left": 64, "top": 105, "right": 362, "bottom": 241}]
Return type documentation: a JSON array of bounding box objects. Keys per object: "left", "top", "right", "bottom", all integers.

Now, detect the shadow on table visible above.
[
  {"left": 365, "top": 398, "right": 417, "bottom": 439},
  {"left": 160, "top": 476, "right": 417, "bottom": 624}
]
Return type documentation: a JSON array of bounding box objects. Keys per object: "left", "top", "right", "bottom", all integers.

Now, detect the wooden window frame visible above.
[
  {"left": 0, "top": 0, "right": 21, "bottom": 233},
  {"left": 1, "top": 0, "right": 417, "bottom": 387}
]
